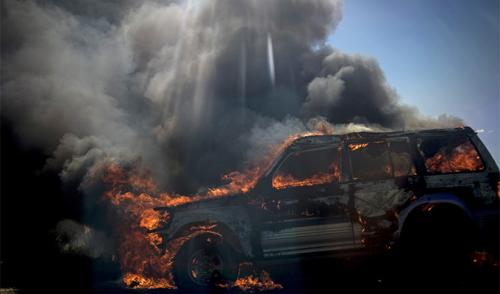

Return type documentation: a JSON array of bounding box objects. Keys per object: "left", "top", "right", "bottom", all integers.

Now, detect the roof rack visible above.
[{"left": 290, "top": 126, "right": 473, "bottom": 146}]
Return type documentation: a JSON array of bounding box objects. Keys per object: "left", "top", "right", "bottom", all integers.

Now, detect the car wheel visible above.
[
  {"left": 400, "top": 205, "right": 474, "bottom": 281},
  {"left": 173, "top": 234, "right": 239, "bottom": 290}
]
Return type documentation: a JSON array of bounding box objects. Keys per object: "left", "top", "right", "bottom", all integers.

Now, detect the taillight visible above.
[{"left": 497, "top": 181, "right": 500, "bottom": 198}]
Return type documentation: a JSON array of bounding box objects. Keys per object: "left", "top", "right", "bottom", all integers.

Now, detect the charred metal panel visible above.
[
  {"left": 424, "top": 172, "right": 497, "bottom": 204},
  {"left": 261, "top": 221, "right": 359, "bottom": 257},
  {"left": 349, "top": 179, "right": 414, "bottom": 249},
  {"left": 397, "top": 192, "right": 471, "bottom": 234},
  {"left": 253, "top": 180, "right": 354, "bottom": 257},
  {"left": 352, "top": 181, "right": 413, "bottom": 217}
]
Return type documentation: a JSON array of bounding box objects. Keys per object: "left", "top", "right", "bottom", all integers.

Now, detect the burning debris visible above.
[
  {"left": 231, "top": 271, "right": 283, "bottom": 292},
  {"left": 212, "top": 262, "right": 283, "bottom": 292}
]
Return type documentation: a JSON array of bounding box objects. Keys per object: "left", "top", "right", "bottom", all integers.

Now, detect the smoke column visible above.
[
  {"left": 0, "top": 0, "right": 463, "bottom": 194},
  {"left": 0, "top": 2, "right": 465, "bottom": 277}
]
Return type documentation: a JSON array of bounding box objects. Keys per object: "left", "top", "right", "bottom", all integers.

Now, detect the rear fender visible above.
[{"left": 396, "top": 193, "right": 472, "bottom": 239}]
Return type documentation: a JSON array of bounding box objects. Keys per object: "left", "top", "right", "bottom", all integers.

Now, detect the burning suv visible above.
[{"left": 155, "top": 127, "right": 499, "bottom": 289}]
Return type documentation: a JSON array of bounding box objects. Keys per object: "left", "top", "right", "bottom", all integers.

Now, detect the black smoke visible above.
[
  {"left": 0, "top": 0, "right": 464, "bottom": 290},
  {"left": 0, "top": 0, "right": 463, "bottom": 193}
]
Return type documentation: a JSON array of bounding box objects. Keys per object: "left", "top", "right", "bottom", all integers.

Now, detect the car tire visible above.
[
  {"left": 173, "top": 234, "right": 239, "bottom": 290},
  {"left": 400, "top": 205, "right": 474, "bottom": 281}
]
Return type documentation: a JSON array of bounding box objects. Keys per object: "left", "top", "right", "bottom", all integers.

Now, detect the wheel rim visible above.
[{"left": 188, "top": 248, "right": 224, "bottom": 286}]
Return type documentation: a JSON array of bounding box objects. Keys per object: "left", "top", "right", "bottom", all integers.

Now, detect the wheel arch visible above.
[
  {"left": 397, "top": 193, "right": 474, "bottom": 239},
  {"left": 166, "top": 208, "right": 253, "bottom": 258},
  {"left": 171, "top": 220, "right": 247, "bottom": 258}
]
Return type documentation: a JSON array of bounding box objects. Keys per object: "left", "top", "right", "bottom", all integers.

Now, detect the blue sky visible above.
[{"left": 329, "top": 0, "right": 499, "bottom": 162}]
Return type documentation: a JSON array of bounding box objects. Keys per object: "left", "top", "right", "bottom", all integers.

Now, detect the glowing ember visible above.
[
  {"left": 348, "top": 143, "right": 368, "bottom": 151},
  {"left": 471, "top": 250, "right": 499, "bottom": 267},
  {"left": 421, "top": 203, "right": 435, "bottom": 213}
]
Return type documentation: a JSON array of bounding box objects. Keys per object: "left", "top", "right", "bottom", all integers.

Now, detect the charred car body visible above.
[{"left": 156, "top": 127, "right": 499, "bottom": 289}]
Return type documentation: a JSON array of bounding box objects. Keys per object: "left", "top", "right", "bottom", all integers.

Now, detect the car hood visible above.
[{"left": 161, "top": 192, "right": 250, "bottom": 212}]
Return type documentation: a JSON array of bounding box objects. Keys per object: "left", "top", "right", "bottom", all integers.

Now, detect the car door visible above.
[
  {"left": 347, "top": 137, "right": 418, "bottom": 248},
  {"left": 257, "top": 144, "right": 357, "bottom": 258}
]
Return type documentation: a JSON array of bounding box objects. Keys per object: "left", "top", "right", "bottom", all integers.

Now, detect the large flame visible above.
[
  {"left": 96, "top": 129, "right": 330, "bottom": 289},
  {"left": 424, "top": 141, "right": 484, "bottom": 174},
  {"left": 208, "top": 130, "right": 326, "bottom": 196}
]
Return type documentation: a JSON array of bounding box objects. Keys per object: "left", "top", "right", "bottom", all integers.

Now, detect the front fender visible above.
[{"left": 164, "top": 205, "right": 253, "bottom": 258}]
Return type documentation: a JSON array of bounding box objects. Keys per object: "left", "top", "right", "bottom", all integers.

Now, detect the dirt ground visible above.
[{"left": 94, "top": 253, "right": 499, "bottom": 294}]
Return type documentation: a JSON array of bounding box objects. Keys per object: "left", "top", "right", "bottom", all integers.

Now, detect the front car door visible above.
[{"left": 256, "top": 144, "right": 357, "bottom": 258}]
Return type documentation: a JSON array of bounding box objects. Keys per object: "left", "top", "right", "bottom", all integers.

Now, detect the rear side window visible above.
[
  {"left": 417, "top": 135, "right": 485, "bottom": 174},
  {"left": 272, "top": 147, "right": 341, "bottom": 190},
  {"left": 349, "top": 141, "right": 392, "bottom": 180}
]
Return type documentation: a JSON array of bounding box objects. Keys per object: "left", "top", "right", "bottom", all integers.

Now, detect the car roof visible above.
[{"left": 290, "top": 126, "right": 474, "bottom": 148}]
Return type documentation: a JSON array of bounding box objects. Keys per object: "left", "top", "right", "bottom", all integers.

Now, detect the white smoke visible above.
[{"left": 55, "top": 219, "right": 114, "bottom": 258}]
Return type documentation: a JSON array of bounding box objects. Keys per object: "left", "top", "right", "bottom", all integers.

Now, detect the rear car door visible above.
[
  {"left": 347, "top": 138, "right": 418, "bottom": 248},
  {"left": 257, "top": 144, "right": 356, "bottom": 257}
]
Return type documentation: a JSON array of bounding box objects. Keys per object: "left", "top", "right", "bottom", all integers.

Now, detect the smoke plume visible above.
[
  {"left": 55, "top": 219, "right": 115, "bottom": 258},
  {"left": 1, "top": 0, "right": 462, "bottom": 198}
]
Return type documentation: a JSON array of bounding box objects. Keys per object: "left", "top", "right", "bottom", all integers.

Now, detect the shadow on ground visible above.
[{"left": 95, "top": 254, "right": 499, "bottom": 294}]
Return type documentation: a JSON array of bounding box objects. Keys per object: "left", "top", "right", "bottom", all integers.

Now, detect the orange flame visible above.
[
  {"left": 217, "top": 263, "right": 283, "bottom": 291},
  {"left": 139, "top": 209, "right": 163, "bottom": 231},
  {"left": 207, "top": 168, "right": 263, "bottom": 196},
  {"left": 497, "top": 181, "right": 500, "bottom": 198},
  {"left": 97, "top": 129, "right": 332, "bottom": 289},
  {"left": 425, "top": 141, "right": 484, "bottom": 174},
  {"left": 205, "top": 130, "right": 327, "bottom": 196},
  {"left": 272, "top": 162, "right": 340, "bottom": 190},
  {"left": 232, "top": 270, "right": 283, "bottom": 291},
  {"left": 348, "top": 143, "right": 368, "bottom": 151}
]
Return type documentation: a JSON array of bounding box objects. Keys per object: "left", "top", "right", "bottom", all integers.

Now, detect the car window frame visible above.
[
  {"left": 346, "top": 139, "right": 394, "bottom": 182},
  {"left": 386, "top": 137, "right": 418, "bottom": 178},
  {"left": 270, "top": 144, "right": 343, "bottom": 190},
  {"left": 416, "top": 133, "right": 486, "bottom": 176}
]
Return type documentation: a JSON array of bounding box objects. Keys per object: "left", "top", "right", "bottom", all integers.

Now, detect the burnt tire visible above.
[
  {"left": 173, "top": 234, "right": 239, "bottom": 290},
  {"left": 400, "top": 205, "right": 474, "bottom": 281}
]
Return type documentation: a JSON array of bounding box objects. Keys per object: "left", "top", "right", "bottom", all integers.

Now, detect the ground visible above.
[{"left": 94, "top": 254, "right": 499, "bottom": 294}]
